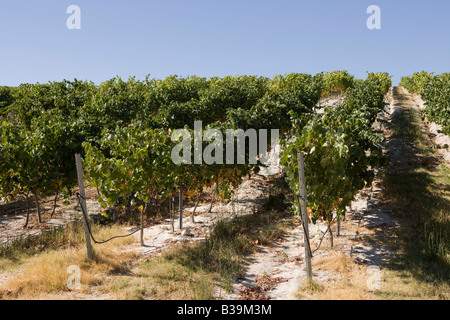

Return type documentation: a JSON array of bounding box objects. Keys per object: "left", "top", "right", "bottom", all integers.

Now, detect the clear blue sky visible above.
[{"left": 1, "top": 0, "right": 449, "bottom": 86}]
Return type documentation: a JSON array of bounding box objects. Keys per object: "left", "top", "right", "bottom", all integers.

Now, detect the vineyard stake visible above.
[
  {"left": 75, "top": 153, "right": 94, "bottom": 263},
  {"left": 140, "top": 206, "right": 145, "bottom": 246},
  {"left": 179, "top": 185, "right": 184, "bottom": 230},
  {"left": 33, "top": 191, "right": 42, "bottom": 224},
  {"left": 208, "top": 183, "right": 220, "bottom": 213},
  {"left": 297, "top": 152, "right": 313, "bottom": 280},
  {"left": 170, "top": 196, "right": 174, "bottom": 232}
]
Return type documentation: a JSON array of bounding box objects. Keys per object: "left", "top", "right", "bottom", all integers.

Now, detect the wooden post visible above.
[
  {"left": 23, "top": 191, "right": 31, "bottom": 228},
  {"left": 171, "top": 196, "right": 175, "bottom": 232},
  {"left": 140, "top": 207, "right": 145, "bottom": 247},
  {"left": 34, "top": 191, "right": 42, "bottom": 224},
  {"left": 297, "top": 152, "right": 313, "bottom": 280},
  {"left": 179, "top": 185, "right": 184, "bottom": 230},
  {"left": 192, "top": 193, "right": 200, "bottom": 224},
  {"left": 50, "top": 188, "right": 59, "bottom": 218},
  {"left": 75, "top": 153, "right": 94, "bottom": 263},
  {"left": 328, "top": 223, "right": 334, "bottom": 248},
  {"left": 208, "top": 184, "right": 218, "bottom": 213}
]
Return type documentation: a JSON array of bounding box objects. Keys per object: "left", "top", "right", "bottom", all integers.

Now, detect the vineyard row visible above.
[{"left": 0, "top": 71, "right": 391, "bottom": 231}]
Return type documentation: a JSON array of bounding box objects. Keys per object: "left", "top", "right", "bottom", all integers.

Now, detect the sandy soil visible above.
[
  {"left": 122, "top": 159, "right": 281, "bottom": 257},
  {"left": 409, "top": 91, "right": 450, "bottom": 164},
  {"left": 0, "top": 188, "right": 103, "bottom": 246},
  {"left": 214, "top": 178, "right": 397, "bottom": 300},
  {"left": 315, "top": 94, "right": 346, "bottom": 114}
]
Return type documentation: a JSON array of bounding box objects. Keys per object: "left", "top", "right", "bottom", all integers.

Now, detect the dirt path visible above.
[
  {"left": 215, "top": 88, "right": 433, "bottom": 300},
  {"left": 122, "top": 161, "right": 280, "bottom": 257},
  {"left": 0, "top": 188, "right": 103, "bottom": 246},
  {"left": 215, "top": 179, "right": 397, "bottom": 300},
  {"left": 0, "top": 153, "right": 279, "bottom": 252}
]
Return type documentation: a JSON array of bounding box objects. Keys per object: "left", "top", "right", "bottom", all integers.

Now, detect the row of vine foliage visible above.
[
  {"left": 1, "top": 72, "right": 391, "bottom": 227},
  {"left": 281, "top": 73, "right": 391, "bottom": 228},
  {"left": 400, "top": 71, "right": 450, "bottom": 135}
]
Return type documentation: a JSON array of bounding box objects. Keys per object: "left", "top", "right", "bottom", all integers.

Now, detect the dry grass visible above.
[
  {"left": 377, "top": 269, "right": 449, "bottom": 300},
  {"left": 297, "top": 250, "right": 380, "bottom": 300},
  {"left": 314, "top": 251, "right": 355, "bottom": 274},
  {"left": 0, "top": 206, "right": 290, "bottom": 300},
  {"left": 105, "top": 257, "right": 216, "bottom": 300},
  {"left": 0, "top": 225, "right": 137, "bottom": 299},
  {"left": 299, "top": 279, "right": 325, "bottom": 296},
  {"left": 0, "top": 258, "right": 16, "bottom": 272}
]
